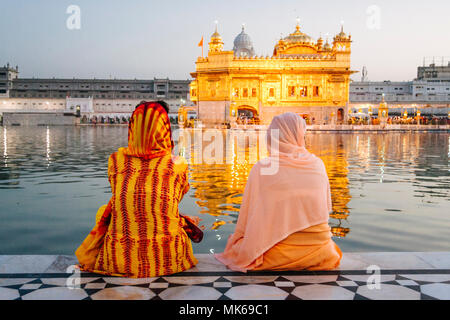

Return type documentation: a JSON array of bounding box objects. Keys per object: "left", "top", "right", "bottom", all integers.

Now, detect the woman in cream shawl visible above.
[{"left": 215, "top": 112, "right": 342, "bottom": 272}]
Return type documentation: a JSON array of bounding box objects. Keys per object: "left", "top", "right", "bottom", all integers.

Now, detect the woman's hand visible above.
[
  {"left": 180, "top": 213, "right": 201, "bottom": 226},
  {"left": 187, "top": 215, "right": 201, "bottom": 226}
]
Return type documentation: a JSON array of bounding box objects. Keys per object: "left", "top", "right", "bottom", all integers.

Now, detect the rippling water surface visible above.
[{"left": 0, "top": 126, "right": 449, "bottom": 254}]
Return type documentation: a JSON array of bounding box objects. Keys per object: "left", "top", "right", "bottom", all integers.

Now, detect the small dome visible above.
[
  {"left": 233, "top": 25, "right": 255, "bottom": 57},
  {"left": 284, "top": 24, "right": 315, "bottom": 44}
]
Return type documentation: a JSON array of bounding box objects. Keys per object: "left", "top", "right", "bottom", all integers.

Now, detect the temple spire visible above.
[{"left": 296, "top": 17, "right": 300, "bottom": 31}]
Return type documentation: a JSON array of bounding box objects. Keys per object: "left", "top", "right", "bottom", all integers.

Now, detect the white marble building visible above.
[
  {"left": 349, "top": 61, "right": 450, "bottom": 115},
  {"left": 0, "top": 64, "right": 194, "bottom": 122}
]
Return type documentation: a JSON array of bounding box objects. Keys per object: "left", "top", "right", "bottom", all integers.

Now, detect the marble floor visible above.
[{"left": 0, "top": 252, "right": 449, "bottom": 300}]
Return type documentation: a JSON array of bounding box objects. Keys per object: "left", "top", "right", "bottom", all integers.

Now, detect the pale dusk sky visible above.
[{"left": 1, "top": 0, "right": 449, "bottom": 82}]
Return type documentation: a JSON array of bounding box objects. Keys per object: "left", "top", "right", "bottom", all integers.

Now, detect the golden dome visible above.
[
  {"left": 283, "top": 22, "right": 315, "bottom": 44},
  {"left": 211, "top": 30, "right": 221, "bottom": 39}
]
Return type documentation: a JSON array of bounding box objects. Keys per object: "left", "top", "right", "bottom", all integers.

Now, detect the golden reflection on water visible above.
[
  {"left": 176, "top": 129, "right": 352, "bottom": 237},
  {"left": 1, "top": 127, "right": 448, "bottom": 253}
]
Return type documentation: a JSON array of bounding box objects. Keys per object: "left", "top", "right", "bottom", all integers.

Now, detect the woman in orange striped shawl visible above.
[{"left": 75, "top": 101, "right": 198, "bottom": 277}]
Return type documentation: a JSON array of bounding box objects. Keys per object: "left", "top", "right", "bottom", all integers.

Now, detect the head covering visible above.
[
  {"left": 215, "top": 112, "right": 332, "bottom": 272},
  {"left": 267, "top": 112, "right": 307, "bottom": 156},
  {"left": 124, "top": 102, "right": 173, "bottom": 159}
]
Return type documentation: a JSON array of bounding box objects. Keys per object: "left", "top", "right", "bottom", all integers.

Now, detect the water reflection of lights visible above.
[
  {"left": 178, "top": 129, "right": 352, "bottom": 237},
  {"left": 3, "top": 127, "right": 7, "bottom": 167},
  {"left": 46, "top": 126, "right": 51, "bottom": 166},
  {"left": 379, "top": 144, "right": 385, "bottom": 183},
  {"left": 330, "top": 226, "right": 350, "bottom": 238},
  {"left": 212, "top": 220, "right": 227, "bottom": 230},
  {"left": 329, "top": 212, "right": 349, "bottom": 220}
]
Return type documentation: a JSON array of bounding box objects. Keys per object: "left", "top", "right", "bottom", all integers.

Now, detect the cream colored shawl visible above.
[{"left": 215, "top": 112, "right": 332, "bottom": 272}]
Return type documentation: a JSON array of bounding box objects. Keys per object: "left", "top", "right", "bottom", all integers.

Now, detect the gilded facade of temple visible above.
[{"left": 190, "top": 22, "right": 356, "bottom": 125}]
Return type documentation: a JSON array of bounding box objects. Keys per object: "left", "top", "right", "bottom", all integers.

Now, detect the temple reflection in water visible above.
[
  {"left": 175, "top": 128, "right": 352, "bottom": 237},
  {"left": 1, "top": 127, "right": 449, "bottom": 253}
]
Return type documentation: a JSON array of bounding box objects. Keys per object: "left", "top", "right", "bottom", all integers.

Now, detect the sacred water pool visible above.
[{"left": 0, "top": 126, "right": 449, "bottom": 254}]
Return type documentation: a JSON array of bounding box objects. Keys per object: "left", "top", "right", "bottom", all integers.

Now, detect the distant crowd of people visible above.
[
  {"left": 387, "top": 116, "right": 450, "bottom": 125},
  {"left": 80, "top": 115, "right": 179, "bottom": 125},
  {"left": 347, "top": 116, "right": 450, "bottom": 125}
]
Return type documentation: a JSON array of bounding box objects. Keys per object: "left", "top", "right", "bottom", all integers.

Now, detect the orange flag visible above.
[{"left": 198, "top": 36, "right": 204, "bottom": 57}]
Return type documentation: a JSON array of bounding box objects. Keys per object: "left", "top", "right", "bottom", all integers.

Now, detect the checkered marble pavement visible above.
[{"left": 0, "top": 253, "right": 449, "bottom": 300}]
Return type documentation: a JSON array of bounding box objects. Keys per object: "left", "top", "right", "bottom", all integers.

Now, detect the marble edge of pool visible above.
[{"left": 0, "top": 252, "right": 449, "bottom": 274}]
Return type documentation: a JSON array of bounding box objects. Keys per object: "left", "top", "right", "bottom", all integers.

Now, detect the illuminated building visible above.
[{"left": 190, "top": 21, "right": 356, "bottom": 126}]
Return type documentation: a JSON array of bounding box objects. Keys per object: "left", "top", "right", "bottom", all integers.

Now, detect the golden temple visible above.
[{"left": 190, "top": 21, "right": 356, "bottom": 126}]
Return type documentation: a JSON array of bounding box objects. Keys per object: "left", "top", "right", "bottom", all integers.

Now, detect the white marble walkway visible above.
[{"left": 0, "top": 252, "right": 449, "bottom": 300}]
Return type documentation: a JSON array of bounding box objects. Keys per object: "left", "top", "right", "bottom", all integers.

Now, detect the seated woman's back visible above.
[
  {"left": 76, "top": 102, "right": 197, "bottom": 278},
  {"left": 215, "top": 112, "right": 341, "bottom": 272},
  {"left": 103, "top": 151, "right": 194, "bottom": 277}
]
